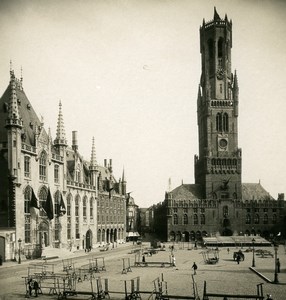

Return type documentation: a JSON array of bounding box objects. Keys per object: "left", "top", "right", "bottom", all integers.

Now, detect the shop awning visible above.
[{"left": 127, "top": 232, "right": 140, "bottom": 237}]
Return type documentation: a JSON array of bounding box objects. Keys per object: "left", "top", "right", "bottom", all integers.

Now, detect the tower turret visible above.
[
  {"left": 5, "top": 68, "right": 23, "bottom": 182},
  {"left": 89, "top": 137, "right": 98, "bottom": 192},
  {"left": 121, "top": 168, "right": 126, "bottom": 196},
  {"left": 195, "top": 8, "right": 242, "bottom": 200}
]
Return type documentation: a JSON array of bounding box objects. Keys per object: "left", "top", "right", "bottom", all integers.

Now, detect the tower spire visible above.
[
  {"left": 6, "top": 69, "right": 22, "bottom": 128},
  {"left": 90, "top": 137, "right": 97, "bottom": 168},
  {"left": 54, "top": 100, "right": 67, "bottom": 146},
  {"left": 213, "top": 7, "right": 221, "bottom": 21}
]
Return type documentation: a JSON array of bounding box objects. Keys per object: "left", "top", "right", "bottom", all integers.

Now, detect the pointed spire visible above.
[
  {"left": 90, "top": 137, "right": 97, "bottom": 168},
  {"left": 233, "top": 70, "right": 239, "bottom": 90},
  {"left": 54, "top": 100, "right": 67, "bottom": 146},
  {"left": 122, "top": 168, "right": 126, "bottom": 183},
  {"left": 213, "top": 7, "right": 221, "bottom": 21},
  {"left": 8, "top": 72, "right": 19, "bottom": 120}
]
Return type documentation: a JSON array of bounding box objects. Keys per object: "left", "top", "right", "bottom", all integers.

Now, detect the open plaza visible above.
[{"left": 0, "top": 241, "right": 285, "bottom": 299}]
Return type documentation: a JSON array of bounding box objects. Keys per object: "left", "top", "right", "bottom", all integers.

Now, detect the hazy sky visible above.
[{"left": 0, "top": 0, "right": 286, "bottom": 207}]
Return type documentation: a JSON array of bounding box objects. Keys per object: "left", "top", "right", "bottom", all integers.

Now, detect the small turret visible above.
[
  {"left": 54, "top": 101, "right": 67, "bottom": 147},
  {"left": 89, "top": 137, "right": 98, "bottom": 189}
]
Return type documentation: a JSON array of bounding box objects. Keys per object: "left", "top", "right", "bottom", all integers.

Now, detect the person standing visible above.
[
  {"left": 171, "top": 254, "right": 176, "bottom": 267},
  {"left": 276, "top": 258, "right": 280, "bottom": 273},
  {"left": 192, "top": 262, "right": 198, "bottom": 274}
]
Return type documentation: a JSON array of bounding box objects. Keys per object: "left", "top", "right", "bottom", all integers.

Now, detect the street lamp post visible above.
[
  {"left": 274, "top": 243, "right": 279, "bottom": 284},
  {"left": 252, "top": 238, "right": 255, "bottom": 267},
  {"left": 18, "top": 238, "right": 22, "bottom": 264}
]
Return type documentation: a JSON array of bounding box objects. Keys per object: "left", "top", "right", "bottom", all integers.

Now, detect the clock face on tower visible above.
[{"left": 218, "top": 136, "right": 228, "bottom": 151}]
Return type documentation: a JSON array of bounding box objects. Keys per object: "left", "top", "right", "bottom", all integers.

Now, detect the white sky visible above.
[{"left": 0, "top": 0, "right": 286, "bottom": 207}]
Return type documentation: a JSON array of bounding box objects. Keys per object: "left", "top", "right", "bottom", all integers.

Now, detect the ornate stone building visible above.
[
  {"left": 165, "top": 9, "right": 285, "bottom": 242},
  {"left": 0, "top": 68, "right": 127, "bottom": 261}
]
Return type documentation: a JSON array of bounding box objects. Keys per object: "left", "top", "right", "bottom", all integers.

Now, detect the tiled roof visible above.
[
  {"left": 241, "top": 183, "right": 274, "bottom": 201},
  {"left": 171, "top": 184, "right": 203, "bottom": 200},
  {"left": 0, "top": 82, "right": 48, "bottom": 146}
]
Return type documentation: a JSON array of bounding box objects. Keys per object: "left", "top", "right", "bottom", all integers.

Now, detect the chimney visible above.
[
  {"left": 109, "top": 159, "right": 113, "bottom": 172},
  {"left": 104, "top": 159, "right": 107, "bottom": 168},
  {"left": 72, "top": 131, "right": 78, "bottom": 151}
]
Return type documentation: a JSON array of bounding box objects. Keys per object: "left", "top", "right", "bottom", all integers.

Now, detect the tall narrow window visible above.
[
  {"left": 246, "top": 214, "right": 251, "bottom": 224},
  {"left": 54, "top": 191, "right": 60, "bottom": 216},
  {"left": 254, "top": 214, "right": 260, "bottom": 224},
  {"left": 83, "top": 196, "right": 87, "bottom": 221},
  {"left": 39, "top": 152, "right": 47, "bottom": 181},
  {"left": 24, "top": 156, "right": 30, "bottom": 178},
  {"left": 173, "top": 214, "right": 178, "bottom": 225},
  {"left": 183, "top": 214, "right": 188, "bottom": 225},
  {"left": 54, "top": 165, "right": 59, "bottom": 183},
  {"left": 90, "top": 198, "right": 94, "bottom": 220},
  {"left": 24, "top": 186, "right": 32, "bottom": 243},
  {"left": 263, "top": 214, "right": 268, "bottom": 224},
  {"left": 75, "top": 195, "right": 79, "bottom": 217},
  {"left": 39, "top": 187, "right": 48, "bottom": 217},
  {"left": 272, "top": 214, "right": 277, "bottom": 224},
  {"left": 194, "top": 214, "right": 198, "bottom": 225},
  {"left": 201, "top": 214, "right": 205, "bottom": 225},
  {"left": 218, "top": 38, "right": 223, "bottom": 58},
  {"left": 75, "top": 195, "right": 80, "bottom": 239},
  {"left": 223, "top": 113, "right": 229, "bottom": 131},
  {"left": 216, "top": 113, "right": 222, "bottom": 131}
]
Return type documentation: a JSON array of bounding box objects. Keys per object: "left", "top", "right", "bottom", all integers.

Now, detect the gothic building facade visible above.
[
  {"left": 0, "top": 68, "right": 128, "bottom": 261},
  {"left": 165, "top": 9, "right": 285, "bottom": 242}
]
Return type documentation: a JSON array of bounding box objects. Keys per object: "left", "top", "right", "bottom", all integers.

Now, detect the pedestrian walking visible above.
[
  {"left": 227, "top": 248, "right": 230, "bottom": 254},
  {"left": 276, "top": 258, "right": 280, "bottom": 273},
  {"left": 142, "top": 254, "right": 146, "bottom": 263},
  {"left": 171, "top": 254, "right": 176, "bottom": 267},
  {"left": 236, "top": 255, "right": 241, "bottom": 264},
  {"left": 192, "top": 262, "right": 198, "bottom": 274}
]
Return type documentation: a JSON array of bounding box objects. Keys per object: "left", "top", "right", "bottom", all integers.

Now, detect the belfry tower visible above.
[{"left": 194, "top": 8, "right": 242, "bottom": 200}]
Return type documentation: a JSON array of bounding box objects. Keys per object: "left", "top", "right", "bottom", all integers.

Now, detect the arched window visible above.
[
  {"left": 223, "top": 113, "right": 229, "bottom": 131},
  {"left": 216, "top": 113, "right": 222, "bottom": 131},
  {"left": 263, "top": 214, "right": 268, "bottom": 224},
  {"left": 194, "top": 214, "right": 198, "bottom": 225},
  {"left": 54, "top": 165, "right": 59, "bottom": 183},
  {"left": 254, "top": 214, "right": 260, "bottom": 224},
  {"left": 173, "top": 214, "right": 178, "bottom": 225},
  {"left": 201, "top": 214, "right": 205, "bottom": 225},
  {"left": 54, "top": 217, "right": 60, "bottom": 241},
  {"left": 24, "top": 186, "right": 31, "bottom": 214},
  {"left": 67, "top": 194, "right": 72, "bottom": 216},
  {"left": 39, "top": 152, "right": 47, "bottom": 181},
  {"left": 183, "top": 214, "right": 188, "bottom": 225},
  {"left": 246, "top": 214, "right": 251, "bottom": 224},
  {"left": 39, "top": 187, "right": 48, "bottom": 217},
  {"left": 223, "top": 206, "right": 229, "bottom": 218}
]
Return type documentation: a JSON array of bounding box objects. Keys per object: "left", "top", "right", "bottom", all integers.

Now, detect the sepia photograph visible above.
[{"left": 0, "top": 0, "right": 285, "bottom": 299}]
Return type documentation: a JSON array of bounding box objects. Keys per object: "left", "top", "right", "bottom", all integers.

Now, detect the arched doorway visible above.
[
  {"left": 38, "top": 221, "right": 49, "bottom": 247},
  {"left": 86, "top": 230, "right": 92, "bottom": 250}
]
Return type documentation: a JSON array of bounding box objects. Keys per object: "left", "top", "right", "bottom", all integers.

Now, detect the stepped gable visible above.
[
  {"left": 171, "top": 184, "right": 203, "bottom": 200},
  {"left": 241, "top": 183, "right": 273, "bottom": 201},
  {"left": 0, "top": 76, "right": 48, "bottom": 146}
]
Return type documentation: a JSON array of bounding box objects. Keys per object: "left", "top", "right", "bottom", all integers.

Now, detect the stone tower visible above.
[{"left": 194, "top": 8, "right": 242, "bottom": 200}]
